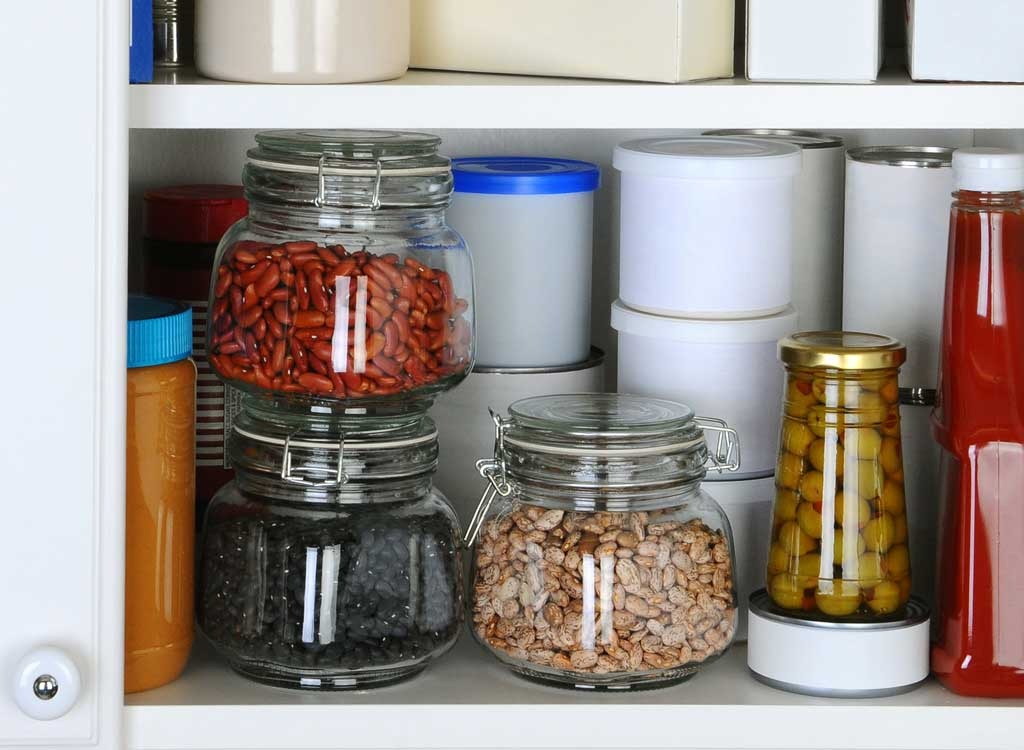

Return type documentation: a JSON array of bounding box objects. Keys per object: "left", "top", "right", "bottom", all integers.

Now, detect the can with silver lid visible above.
[
  {"left": 704, "top": 130, "right": 845, "bottom": 331},
  {"left": 842, "top": 146, "right": 955, "bottom": 611},
  {"left": 197, "top": 399, "right": 463, "bottom": 689},
  {"left": 153, "top": 0, "right": 192, "bottom": 67},
  {"left": 466, "top": 393, "right": 741, "bottom": 689}
]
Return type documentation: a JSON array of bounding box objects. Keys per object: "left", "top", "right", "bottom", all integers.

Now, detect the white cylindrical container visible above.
[
  {"left": 432, "top": 350, "right": 605, "bottom": 523},
  {"left": 614, "top": 137, "right": 802, "bottom": 318},
  {"left": 612, "top": 301, "right": 798, "bottom": 479},
  {"left": 448, "top": 158, "right": 601, "bottom": 368},
  {"left": 195, "top": 0, "right": 410, "bottom": 83},
  {"left": 843, "top": 145, "right": 955, "bottom": 609},
  {"left": 704, "top": 130, "right": 846, "bottom": 331},
  {"left": 704, "top": 476, "right": 774, "bottom": 641}
]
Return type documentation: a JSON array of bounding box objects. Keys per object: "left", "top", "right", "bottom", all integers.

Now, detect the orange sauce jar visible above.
[{"left": 126, "top": 296, "right": 196, "bottom": 693}]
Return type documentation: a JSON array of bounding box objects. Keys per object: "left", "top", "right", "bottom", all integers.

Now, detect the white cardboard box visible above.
[
  {"left": 746, "top": 0, "right": 883, "bottom": 83},
  {"left": 410, "top": 0, "right": 734, "bottom": 84},
  {"left": 907, "top": 0, "right": 1024, "bottom": 83}
]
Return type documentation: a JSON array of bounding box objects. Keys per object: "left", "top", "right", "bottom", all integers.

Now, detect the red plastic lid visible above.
[{"left": 144, "top": 185, "right": 248, "bottom": 244}]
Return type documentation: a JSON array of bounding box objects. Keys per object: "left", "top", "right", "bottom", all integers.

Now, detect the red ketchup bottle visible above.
[{"left": 932, "top": 149, "right": 1024, "bottom": 697}]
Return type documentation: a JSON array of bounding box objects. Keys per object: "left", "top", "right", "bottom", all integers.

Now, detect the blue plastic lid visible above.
[
  {"left": 452, "top": 157, "right": 601, "bottom": 195},
  {"left": 127, "top": 295, "right": 192, "bottom": 369}
]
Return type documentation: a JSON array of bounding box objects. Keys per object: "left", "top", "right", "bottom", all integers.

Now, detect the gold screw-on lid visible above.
[{"left": 779, "top": 331, "right": 907, "bottom": 371}]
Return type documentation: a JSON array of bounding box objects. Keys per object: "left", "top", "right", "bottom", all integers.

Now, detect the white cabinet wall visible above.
[{"left": 2, "top": 2, "right": 1024, "bottom": 749}]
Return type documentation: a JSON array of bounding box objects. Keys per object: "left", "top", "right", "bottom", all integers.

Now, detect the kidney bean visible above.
[{"left": 210, "top": 240, "right": 471, "bottom": 401}]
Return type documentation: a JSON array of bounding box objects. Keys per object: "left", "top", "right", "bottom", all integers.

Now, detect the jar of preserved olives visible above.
[
  {"left": 197, "top": 398, "right": 463, "bottom": 689},
  {"left": 467, "top": 393, "right": 741, "bottom": 690},
  {"left": 767, "top": 332, "right": 912, "bottom": 619}
]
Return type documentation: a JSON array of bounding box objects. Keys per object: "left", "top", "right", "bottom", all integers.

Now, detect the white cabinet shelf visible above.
[
  {"left": 129, "top": 68, "right": 1024, "bottom": 130},
  {"left": 125, "top": 639, "right": 1024, "bottom": 750}
]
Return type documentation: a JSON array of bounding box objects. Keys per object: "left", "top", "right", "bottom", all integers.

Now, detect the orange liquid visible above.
[{"left": 125, "top": 358, "right": 196, "bottom": 693}]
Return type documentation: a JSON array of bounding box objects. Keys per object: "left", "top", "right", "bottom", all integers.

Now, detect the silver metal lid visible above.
[
  {"left": 847, "top": 146, "right": 955, "bottom": 169},
  {"left": 703, "top": 129, "right": 843, "bottom": 150},
  {"left": 749, "top": 589, "right": 930, "bottom": 631}
]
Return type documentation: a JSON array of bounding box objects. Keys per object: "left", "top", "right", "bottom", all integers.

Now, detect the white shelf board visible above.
[
  {"left": 128, "top": 68, "right": 1024, "bottom": 130},
  {"left": 125, "top": 637, "right": 1024, "bottom": 750}
]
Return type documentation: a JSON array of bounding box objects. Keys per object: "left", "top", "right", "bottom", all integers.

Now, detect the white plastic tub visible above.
[
  {"left": 704, "top": 475, "right": 774, "bottom": 641},
  {"left": 612, "top": 301, "right": 798, "bottom": 478},
  {"left": 704, "top": 130, "right": 846, "bottom": 331},
  {"left": 746, "top": 0, "right": 884, "bottom": 83},
  {"left": 195, "top": 0, "right": 410, "bottom": 84},
  {"left": 614, "top": 137, "right": 801, "bottom": 319},
  {"left": 431, "top": 351, "right": 606, "bottom": 524},
  {"left": 448, "top": 158, "right": 600, "bottom": 369}
]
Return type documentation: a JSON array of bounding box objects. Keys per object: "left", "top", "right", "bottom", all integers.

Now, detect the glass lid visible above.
[
  {"left": 252, "top": 129, "right": 445, "bottom": 165},
  {"left": 508, "top": 393, "right": 696, "bottom": 441}
]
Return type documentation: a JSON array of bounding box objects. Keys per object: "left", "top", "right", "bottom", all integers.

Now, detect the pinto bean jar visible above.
[
  {"left": 467, "top": 394, "right": 741, "bottom": 690},
  {"left": 767, "top": 332, "right": 913, "bottom": 619},
  {"left": 197, "top": 401, "right": 463, "bottom": 689},
  {"left": 207, "top": 130, "right": 474, "bottom": 415}
]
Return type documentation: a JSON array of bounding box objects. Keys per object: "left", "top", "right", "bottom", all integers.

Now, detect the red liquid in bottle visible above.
[{"left": 932, "top": 186, "right": 1024, "bottom": 697}]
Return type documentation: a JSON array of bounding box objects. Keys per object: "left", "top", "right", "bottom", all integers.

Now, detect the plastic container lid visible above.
[
  {"left": 452, "top": 157, "right": 601, "bottom": 195},
  {"left": 611, "top": 300, "right": 798, "bottom": 344},
  {"left": 143, "top": 185, "right": 248, "bottom": 244},
  {"left": 953, "top": 148, "right": 1024, "bottom": 192},
  {"left": 613, "top": 137, "right": 802, "bottom": 180},
  {"left": 128, "top": 295, "right": 193, "bottom": 369}
]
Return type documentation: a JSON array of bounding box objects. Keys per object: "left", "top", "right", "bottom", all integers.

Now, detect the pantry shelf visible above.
[
  {"left": 128, "top": 68, "right": 1024, "bottom": 130},
  {"left": 124, "top": 639, "right": 1024, "bottom": 750}
]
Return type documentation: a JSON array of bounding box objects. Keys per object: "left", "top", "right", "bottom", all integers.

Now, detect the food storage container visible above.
[
  {"left": 612, "top": 300, "right": 798, "bottom": 478},
  {"left": 843, "top": 146, "right": 954, "bottom": 606},
  {"left": 197, "top": 400, "right": 463, "bottom": 689},
  {"left": 907, "top": 0, "right": 1024, "bottom": 83},
  {"left": 195, "top": 0, "right": 410, "bottom": 83},
  {"left": 746, "top": 0, "right": 883, "bottom": 83},
  {"left": 704, "top": 476, "right": 774, "bottom": 641},
  {"left": 932, "top": 149, "right": 1024, "bottom": 697},
  {"left": 767, "top": 332, "right": 913, "bottom": 619},
  {"left": 467, "top": 393, "right": 740, "bottom": 689},
  {"left": 614, "top": 137, "right": 801, "bottom": 318},
  {"left": 448, "top": 157, "right": 600, "bottom": 369},
  {"left": 207, "top": 129, "right": 474, "bottom": 416},
  {"left": 125, "top": 296, "right": 196, "bottom": 693},
  {"left": 432, "top": 349, "right": 606, "bottom": 522},
  {"left": 411, "top": 0, "right": 734, "bottom": 84},
  {"left": 704, "top": 130, "right": 846, "bottom": 331},
  {"left": 143, "top": 185, "right": 248, "bottom": 507}
]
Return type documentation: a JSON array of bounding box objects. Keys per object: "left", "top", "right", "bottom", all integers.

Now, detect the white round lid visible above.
[
  {"left": 611, "top": 300, "right": 798, "bottom": 344},
  {"left": 953, "top": 147, "right": 1024, "bottom": 192},
  {"left": 613, "top": 136, "right": 802, "bottom": 180}
]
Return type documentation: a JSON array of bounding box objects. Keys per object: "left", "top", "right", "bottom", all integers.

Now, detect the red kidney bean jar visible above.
[
  {"left": 207, "top": 130, "right": 475, "bottom": 416},
  {"left": 143, "top": 184, "right": 249, "bottom": 507}
]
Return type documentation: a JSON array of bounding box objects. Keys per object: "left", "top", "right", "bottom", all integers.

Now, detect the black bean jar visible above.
[{"left": 197, "top": 398, "right": 463, "bottom": 689}]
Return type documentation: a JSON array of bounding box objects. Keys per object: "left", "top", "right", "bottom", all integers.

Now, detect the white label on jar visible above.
[{"left": 187, "top": 299, "right": 230, "bottom": 468}]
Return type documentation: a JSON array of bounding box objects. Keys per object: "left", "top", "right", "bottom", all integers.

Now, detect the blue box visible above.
[{"left": 130, "top": 0, "right": 153, "bottom": 83}]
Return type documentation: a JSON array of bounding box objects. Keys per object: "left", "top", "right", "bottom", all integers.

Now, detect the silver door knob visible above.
[{"left": 13, "top": 647, "right": 81, "bottom": 720}]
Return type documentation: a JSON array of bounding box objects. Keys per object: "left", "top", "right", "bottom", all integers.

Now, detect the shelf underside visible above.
[
  {"left": 130, "top": 68, "right": 1024, "bottom": 130},
  {"left": 125, "top": 637, "right": 1024, "bottom": 750}
]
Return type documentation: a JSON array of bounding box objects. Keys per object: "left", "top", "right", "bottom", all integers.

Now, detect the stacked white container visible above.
[
  {"left": 612, "top": 136, "right": 802, "bottom": 637},
  {"left": 433, "top": 157, "right": 605, "bottom": 523}
]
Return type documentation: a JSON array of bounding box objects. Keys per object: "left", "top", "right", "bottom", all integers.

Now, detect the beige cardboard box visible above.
[{"left": 411, "top": 0, "right": 734, "bottom": 83}]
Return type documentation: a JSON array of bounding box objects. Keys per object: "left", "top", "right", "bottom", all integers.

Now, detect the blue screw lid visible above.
[
  {"left": 452, "top": 157, "right": 601, "bottom": 195},
  {"left": 128, "top": 295, "right": 193, "bottom": 369}
]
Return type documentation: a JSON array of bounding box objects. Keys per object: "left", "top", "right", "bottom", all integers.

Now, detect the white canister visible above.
[
  {"left": 704, "top": 130, "right": 846, "bottom": 331},
  {"left": 195, "top": 0, "right": 410, "bottom": 83},
  {"left": 448, "top": 158, "right": 601, "bottom": 369},
  {"left": 704, "top": 475, "right": 774, "bottom": 641},
  {"left": 432, "top": 350, "right": 605, "bottom": 524},
  {"left": 746, "top": 0, "right": 884, "bottom": 83},
  {"left": 614, "top": 137, "right": 801, "bottom": 319},
  {"left": 612, "top": 301, "right": 798, "bottom": 479},
  {"left": 843, "top": 147, "right": 954, "bottom": 389}
]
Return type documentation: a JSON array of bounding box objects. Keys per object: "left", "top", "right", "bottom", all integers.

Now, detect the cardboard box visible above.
[
  {"left": 746, "top": 0, "right": 883, "bottom": 83},
  {"left": 410, "top": 0, "right": 734, "bottom": 84},
  {"left": 907, "top": 0, "right": 1024, "bottom": 83}
]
